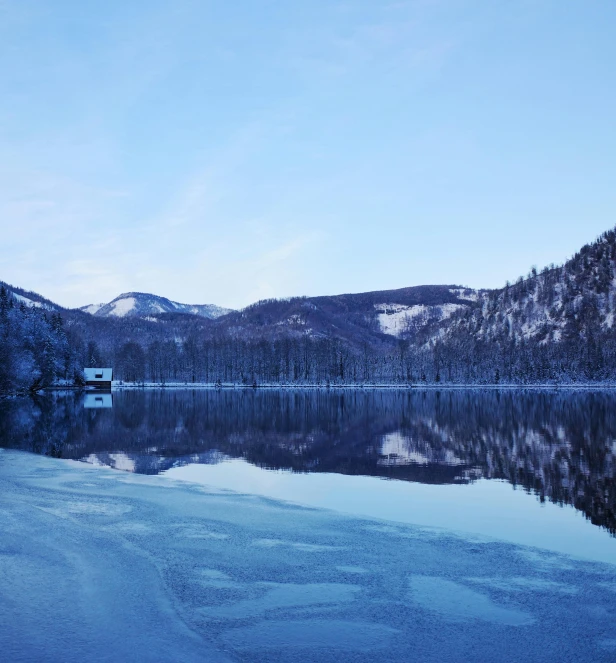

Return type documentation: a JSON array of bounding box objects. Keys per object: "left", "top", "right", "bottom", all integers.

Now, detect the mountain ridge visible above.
[
  {"left": 74, "top": 285, "right": 480, "bottom": 341},
  {"left": 80, "top": 291, "right": 233, "bottom": 320}
]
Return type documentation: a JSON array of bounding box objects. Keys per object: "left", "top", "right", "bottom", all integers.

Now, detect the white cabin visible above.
[{"left": 84, "top": 368, "right": 113, "bottom": 389}]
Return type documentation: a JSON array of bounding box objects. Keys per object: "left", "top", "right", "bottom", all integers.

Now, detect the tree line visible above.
[{"left": 93, "top": 330, "right": 616, "bottom": 385}]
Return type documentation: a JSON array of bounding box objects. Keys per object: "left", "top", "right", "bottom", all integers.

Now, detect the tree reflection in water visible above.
[{"left": 1, "top": 389, "right": 615, "bottom": 535}]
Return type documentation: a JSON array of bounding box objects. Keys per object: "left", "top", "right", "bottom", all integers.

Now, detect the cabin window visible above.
[{"left": 95, "top": 372, "right": 103, "bottom": 379}]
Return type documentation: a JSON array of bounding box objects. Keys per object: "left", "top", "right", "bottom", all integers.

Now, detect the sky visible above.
[{"left": 0, "top": 1, "right": 615, "bottom": 310}]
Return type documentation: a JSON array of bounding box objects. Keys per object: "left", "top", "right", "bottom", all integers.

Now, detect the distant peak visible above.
[{"left": 82, "top": 291, "right": 233, "bottom": 320}]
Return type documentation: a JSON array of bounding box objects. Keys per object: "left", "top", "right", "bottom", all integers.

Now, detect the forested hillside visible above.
[
  {"left": 412, "top": 228, "right": 616, "bottom": 383},
  {"left": 0, "top": 286, "right": 78, "bottom": 393},
  {"left": 2, "top": 227, "right": 616, "bottom": 391}
]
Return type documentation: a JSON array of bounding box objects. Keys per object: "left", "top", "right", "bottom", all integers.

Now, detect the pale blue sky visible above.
[{"left": 1, "top": 1, "right": 615, "bottom": 309}]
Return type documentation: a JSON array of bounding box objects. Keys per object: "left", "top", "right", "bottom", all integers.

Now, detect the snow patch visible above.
[
  {"left": 12, "top": 293, "right": 47, "bottom": 309},
  {"left": 81, "top": 303, "right": 105, "bottom": 315},
  {"left": 409, "top": 576, "right": 535, "bottom": 625},
  {"left": 108, "top": 297, "right": 136, "bottom": 317},
  {"left": 376, "top": 303, "right": 466, "bottom": 337}
]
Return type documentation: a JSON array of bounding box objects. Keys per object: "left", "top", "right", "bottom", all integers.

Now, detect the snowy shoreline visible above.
[
  {"left": 7, "top": 381, "right": 616, "bottom": 399},
  {"left": 108, "top": 381, "right": 616, "bottom": 391},
  {"left": 1, "top": 450, "right": 615, "bottom": 662}
]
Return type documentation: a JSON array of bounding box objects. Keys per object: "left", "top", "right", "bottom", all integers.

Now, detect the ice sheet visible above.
[{"left": 1, "top": 450, "right": 615, "bottom": 663}]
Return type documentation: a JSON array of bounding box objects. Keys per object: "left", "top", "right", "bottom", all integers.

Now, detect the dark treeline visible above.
[
  {"left": 1, "top": 389, "right": 614, "bottom": 534},
  {"left": 89, "top": 332, "right": 616, "bottom": 385}
]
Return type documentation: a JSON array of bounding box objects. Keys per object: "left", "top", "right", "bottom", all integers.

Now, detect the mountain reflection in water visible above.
[{"left": 1, "top": 389, "right": 615, "bottom": 536}]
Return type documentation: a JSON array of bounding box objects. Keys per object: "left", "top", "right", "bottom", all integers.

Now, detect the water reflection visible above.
[
  {"left": 1, "top": 389, "right": 615, "bottom": 535},
  {"left": 83, "top": 392, "right": 113, "bottom": 409}
]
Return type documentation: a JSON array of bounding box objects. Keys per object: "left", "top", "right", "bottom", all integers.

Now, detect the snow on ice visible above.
[{"left": 0, "top": 450, "right": 615, "bottom": 663}]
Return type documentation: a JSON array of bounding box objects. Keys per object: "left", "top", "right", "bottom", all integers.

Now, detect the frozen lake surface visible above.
[{"left": 1, "top": 389, "right": 616, "bottom": 661}]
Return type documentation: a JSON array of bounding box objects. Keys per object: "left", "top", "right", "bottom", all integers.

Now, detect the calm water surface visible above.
[{"left": 1, "top": 388, "right": 615, "bottom": 562}]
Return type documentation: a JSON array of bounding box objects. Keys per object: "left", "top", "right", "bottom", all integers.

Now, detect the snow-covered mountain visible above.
[{"left": 79, "top": 292, "right": 233, "bottom": 320}]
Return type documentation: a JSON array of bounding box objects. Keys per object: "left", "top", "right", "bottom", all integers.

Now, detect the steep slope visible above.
[
  {"left": 432, "top": 228, "right": 616, "bottom": 346},
  {"left": 0, "top": 281, "right": 60, "bottom": 311},
  {"left": 398, "top": 228, "right": 616, "bottom": 383},
  {"left": 0, "top": 284, "right": 73, "bottom": 393},
  {"left": 81, "top": 292, "right": 233, "bottom": 320}
]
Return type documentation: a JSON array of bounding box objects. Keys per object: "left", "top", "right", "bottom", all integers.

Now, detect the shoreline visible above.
[
  {"left": 110, "top": 381, "right": 616, "bottom": 390},
  {"left": 6, "top": 383, "right": 616, "bottom": 398}
]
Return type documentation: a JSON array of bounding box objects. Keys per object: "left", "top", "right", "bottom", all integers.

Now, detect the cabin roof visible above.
[{"left": 84, "top": 368, "right": 113, "bottom": 381}]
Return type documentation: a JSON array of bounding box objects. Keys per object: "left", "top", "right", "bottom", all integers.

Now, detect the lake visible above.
[{"left": 1, "top": 389, "right": 615, "bottom": 661}]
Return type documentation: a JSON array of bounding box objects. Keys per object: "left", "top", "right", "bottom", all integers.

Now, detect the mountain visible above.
[
  {"left": 215, "top": 285, "right": 479, "bottom": 344},
  {"left": 3, "top": 224, "right": 616, "bottom": 390},
  {"left": 77, "top": 285, "right": 479, "bottom": 346},
  {"left": 80, "top": 292, "right": 233, "bottom": 320}
]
